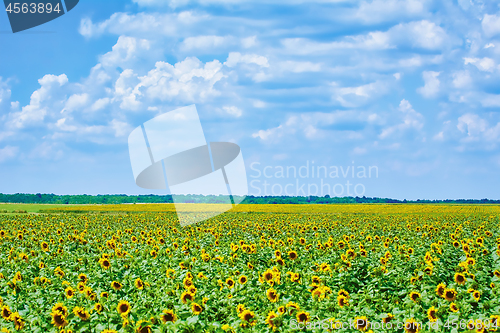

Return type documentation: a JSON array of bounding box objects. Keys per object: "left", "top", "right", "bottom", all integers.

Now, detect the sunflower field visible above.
[{"left": 0, "top": 204, "right": 500, "bottom": 332}]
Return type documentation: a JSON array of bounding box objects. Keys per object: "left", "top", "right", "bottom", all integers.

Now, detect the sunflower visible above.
[
  {"left": 236, "top": 304, "right": 246, "bottom": 314},
  {"left": 427, "top": 306, "right": 437, "bottom": 322},
  {"left": 41, "top": 242, "right": 49, "bottom": 251},
  {"left": 239, "top": 309, "right": 256, "bottom": 325},
  {"left": 101, "top": 291, "right": 109, "bottom": 298},
  {"left": 472, "top": 290, "right": 481, "bottom": 301},
  {"left": 135, "top": 278, "right": 144, "bottom": 290},
  {"left": 191, "top": 302, "right": 203, "bottom": 315},
  {"left": 10, "top": 312, "right": 24, "bottom": 330},
  {"left": 78, "top": 273, "right": 88, "bottom": 284},
  {"left": 166, "top": 269, "right": 175, "bottom": 279},
  {"left": 73, "top": 306, "right": 90, "bottom": 321},
  {"left": 337, "top": 295, "right": 348, "bottom": 307},
  {"left": 1, "top": 305, "right": 12, "bottom": 320},
  {"left": 238, "top": 275, "right": 248, "bottom": 285},
  {"left": 65, "top": 287, "right": 74, "bottom": 298},
  {"left": 454, "top": 273, "right": 466, "bottom": 285},
  {"left": 296, "top": 311, "right": 310, "bottom": 324},
  {"left": 277, "top": 306, "right": 286, "bottom": 315},
  {"left": 266, "top": 288, "right": 279, "bottom": 303},
  {"left": 51, "top": 310, "right": 68, "bottom": 328},
  {"left": 276, "top": 258, "right": 285, "bottom": 266},
  {"left": 93, "top": 303, "right": 103, "bottom": 313},
  {"left": 263, "top": 270, "right": 274, "bottom": 282},
  {"left": 354, "top": 316, "right": 368, "bottom": 331},
  {"left": 444, "top": 288, "right": 457, "bottom": 302},
  {"left": 338, "top": 289, "right": 349, "bottom": 298},
  {"left": 160, "top": 309, "right": 177, "bottom": 323},
  {"left": 311, "top": 276, "right": 321, "bottom": 284},
  {"left": 266, "top": 311, "right": 280, "bottom": 331},
  {"left": 383, "top": 313, "right": 394, "bottom": 323},
  {"left": 51, "top": 303, "right": 68, "bottom": 317},
  {"left": 226, "top": 278, "right": 235, "bottom": 289},
  {"left": 466, "top": 258, "right": 475, "bottom": 266},
  {"left": 111, "top": 281, "right": 123, "bottom": 291},
  {"left": 409, "top": 291, "right": 420, "bottom": 302},
  {"left": 180, "top": 291, "right": 194, "bottom": 304},
  {"left": 247, "top": 262, "right": 254, "bottom": 270},
  {"left": 136, "top": 321, "right": 152, "bottom": 333},
  {"left": 449, "top": 302, "right": 459, "bottom": 312},
  {"left": 288, "top": 251, "right": 298, "bottom": 260},
  {"left": 494, "top": 270, "right": 500, "bottom": 278},
  {"left": 404, "top": 319, "right": 421, "bottom": 333},
  {"left": 117, "top": 300, "right": 131, "bottom": 316},
  {"left": 436, "top": 283, "right": 446, "bottom": 297},
  {"left": 99, "top": 258, "right": 111, "bottom": 270}
]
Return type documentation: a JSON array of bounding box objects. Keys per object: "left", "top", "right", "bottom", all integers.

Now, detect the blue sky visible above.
[{"left": 1, "top": 0, "right": 500, "bottom": 199}]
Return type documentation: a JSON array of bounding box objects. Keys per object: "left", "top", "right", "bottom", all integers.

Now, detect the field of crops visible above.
[{"left": 0, "top": 204, "right": 500, "bottom": 332}]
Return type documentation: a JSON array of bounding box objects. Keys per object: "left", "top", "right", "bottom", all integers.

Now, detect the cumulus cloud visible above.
[
  {"left": 417, "top": 71, "right": 440, "bottom": 98},
  {"left": 281, "top": 20, "right": 449, "bottom": 55},
  {"left": 457, "top": 113, "right": 500, "bottom": 145},
  {"left": 332, "top": 79, "right": 392, "bottom": 108},
  {"left": 354, "top": 0, "right": 429, "bottom": 24},
  {"left": 180, "top": 35, "right": 234, "bottom": 51},
  {"left": 379, "top": 99, "right": 424, "bottom": 139},
  {"left": 464, "top": 57, "right": 497, "bottom": 72},
  {"left": 7, "top": 74, "right": 68, "bottom": 129},
  {"left": 482, "top": 13, "right": 500, "bottom": 38},
  {"left": 0, "top": 145, "right": 18, "bottom": 163}
]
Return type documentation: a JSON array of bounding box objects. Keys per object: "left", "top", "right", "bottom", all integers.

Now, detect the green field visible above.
[{"left": 0, "top": 203, "right": 77, "bottom": 214}]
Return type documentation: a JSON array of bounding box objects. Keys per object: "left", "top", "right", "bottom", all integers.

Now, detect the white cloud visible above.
[
  {"left": 464, "top": 57, "right": 497, "bottom": 72},
  {"left": 417, "top": 71, "right": 440, "bottom": 98},
  {"left": 225, "top": 52, "right": 269, "bottom": 68},
  {"left": 379, "top": 99, "right": 424, "bottom": 139},
  {"left": 64, "top": 93, "right": 90, "bottom": 112},
  {"left": 241, "top": 36, "right": 257, "bottom": 48},
  {"left": 278, "top": 61, "right": 322, "bottom": 73},
  {"left": 135, "top": 57, "right": 226, "bottom": 102},
  {"left": 110, "top": 119, "right": 132, "bottom": 137},
  {"left": 79, "top": 12, "right": 206, "bottom": 38},
  {"left": 99, "top": 36, "right": 151, "bottom": 68},
  {"left": 0, "top": 145, "right": 18, "bottom": 163},
  {"left": 252, "top": 124, "right": 284, "bottom": 141},
  {"left": 281, "top": 20, "right": 449, "bottom": 55},
  {"left": 8, "top": 74, "right": 68, "bottom": 129},
  {"left": 482, "top": 13, "right": 500, "bottom": 38},
  {"left": 452, "top": 70, "right": 472, "bottom": 89},
  {"left": 456, "top": 113, "right": 500, "bottom": 144},
  {"left": 222, "top": 106, "right": 243, "bottom": 117},
  {"left": 333, "top": 80, "right": 391, "bottom": 107},
  {"left": 180, "top": 35, "right": 233, "bottom": 51},
  {"left": 354, "top": 0, "right": 429, "bottom": 24}
]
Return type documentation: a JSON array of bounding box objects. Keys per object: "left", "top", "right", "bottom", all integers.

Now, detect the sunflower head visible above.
[
  {"left": 454, "top": 273, "right": 466, "bottom": 285},
  {"left": 436, "top": 283, "right": 446, "bottom": 297},
  {"left": 296, "top": 311, "right": 310, "bottom": 324},
  {"left": 191, "top": 302, "right": 203, "bottom": 315},
  {"left": 117, "top": 300, "right": 131, "bottom": 316},
  {"left": 449, "top": 302, "right": 459, "bottom": 312},
  {"left": 427, "top": 306, "right": 438, "bottom": 322},
  {"left": 160, "top": 309, "right": 177, "bottom": 323},
  {"left": 444, "top": 288, "right": 457, "bottom": 301},
  {"left": 409, "top": 291, "right": 420, "bottom": 302}
]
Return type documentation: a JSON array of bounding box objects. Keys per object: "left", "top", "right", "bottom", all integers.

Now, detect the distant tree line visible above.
[{"left": 0, "top": 193, "right": 499, "bottom": 204}]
